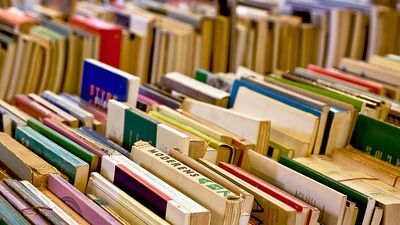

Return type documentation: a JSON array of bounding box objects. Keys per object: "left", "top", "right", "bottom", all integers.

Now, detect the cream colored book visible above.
[
  {"left": 242, "top": 150, "right": 347, "bottom": 225},
  {"left": 87, "top": 172, "right": 171, "bottom": 225},
  {"left": 232, "top": 87, "right": 319, "bottom": 157},
  {"left": 101, "top": 155, "right": 210, "bottom": 225},
  {"left": 182, "top": 98, "right": 270, "bottom": 155},
  {"left": 0, "top": 132, "right": 60, "bottom": 187},
  {"left": 131, "top": 141, "right": 243, "bottom": 225}
]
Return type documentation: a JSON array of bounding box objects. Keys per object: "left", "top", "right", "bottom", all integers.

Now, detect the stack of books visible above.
[{"left": 0, "top": 0, "right": 399, "bottom": 225}]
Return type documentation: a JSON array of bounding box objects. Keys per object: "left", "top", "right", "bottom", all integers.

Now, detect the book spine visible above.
[
  {"left": 4, "top": 179, "right": 68, "bottom": 225},
  {"left": 15, "top": 126, "right": 80, "bottom": 183},
  {"left": 139, "top": 86, "right": 181, "bottom": 110},
  {"left": 0, "top": 191, "right": 30, "bottom": 225},
  {"left": 0, "top": 181, "right": 49, "bottom": 225},
  {"left": 15, "top": 95, "right": 63, "bottom": 122},
  {"left": 46, "top": 174, "right": 123, "bottom": 225}
]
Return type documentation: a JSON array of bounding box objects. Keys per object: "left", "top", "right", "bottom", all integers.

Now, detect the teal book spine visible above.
[
  {"left": 122, "top": 108, "right": 158, "bottom": 149},
  {"left": 0, "top": 193, "right": 30, "bottom": 225},
  {"left": 15, "top": 126, "right": 87, "bottom": 183},
  {"left": 278, "top": 156, "right": 370, "bottom": 225},
  {"left": 351, "top": 114, "right": 400, "bottom": 167}
]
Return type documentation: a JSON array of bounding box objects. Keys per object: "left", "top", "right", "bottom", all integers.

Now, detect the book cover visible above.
[
  {"left": 15, "top": 126, "right": 89, "bottom": 192},
  {"left": 80, "top": 59, "right": 140, "bottom": 110},
  {"left": 71, "top": 15, "right": 122, "bottom": 68},
  {"left": 350, "top": 114, "right": 400, "bottom": 167},
  {"left": 46, "top": 174, "right": 124, "bottom": 225}
]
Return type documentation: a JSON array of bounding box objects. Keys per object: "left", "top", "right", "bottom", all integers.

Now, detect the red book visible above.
[
  {"left": 47, "top": 174, "right": 121, "bottom": 225},
  {"left": 218, "top": 162, "right": 318, "bottom": 225},
  {"left": 15, "top": 95, "right": 64, "bottom": 122},
  {"left": 307, "top": 64, "right": 383, "bottom": 94},
  {"left": 0, "top": 181, "right": 50, "bottom": 225},
  {"left": 71, "top": 15, "right": 122, "bottom": 68},
  {"left": 42, "top": 118, "right": 109, "bottom": 158}
]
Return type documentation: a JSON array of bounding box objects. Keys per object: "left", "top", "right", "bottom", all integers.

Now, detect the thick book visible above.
[
  {"left": 160, "top": 72, "right": 230, "bottom": 107},
  {"left": 182, "top": 98, "right": 270, "bottom": 156},
  {"left": 0, "top": 188, "right": 30, "bottom": 225},
  {"left": 15, "top": 126, "right": 89, "bottom": 192},
  {"left": 219, "top": 162, "right": 320, "bottom": 225},
  {"left": 106, "top": 100, "right": 191, "bottom": 156},
  {"left": 87, "top": 172, "right": 170, "bottom": 225},
  {"left": 101, "top": 155, "right": 210, "bottom": 225},
  {"left": 350, "top": 114, "right": 400, "bottom": 167},
  {"left": 231, "top": 86, "right": 319, "bottom": 157},
  {"left": 131, "top": 141, "right": 243, "bottom": 225},
  {"left": 47, "top": 174, "right": 122, "bottom": 225},
  {"left": 41, "top": 91, "right": 94, "bottom": 127},
  {"left": 0, "top": 180, "right": 49, "bottom": 225},
  {"left": 4, "top": 179, "right": 68, "bottom": 225},
  {"left": 278, "top": 155, "right": 376, "bottom": 225},
  {"left": 71, "top": 15, "right": 122, "bottom": 68},
  {"left": 0, "top": 132, "right": 60, "bottom": 187},
  {"left": 27, "top": 118, "right": 100, "bottom": 172},
  {"left": 80, "top": 58, "right": 140, "bottom": 110},
  {"left": 242, "top": 150, "right": 349, "bottom": 225}
]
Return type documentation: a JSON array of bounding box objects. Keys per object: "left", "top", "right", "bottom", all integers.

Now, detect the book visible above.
[
  {"left": 0, "top": 30, "right": 16, "bottom": 100},
  {"left": 231, "top": 86, "right": 319, "bottom": 157},
  {"left": 182, "top": 98, "right": 270, "bottom": 156},
  {"left": 278, "top": 155, "right": 376, "bottom": 225},
  {"left": 350, "top": 114, "right": 400, "bottom": 167},
  {"left": 40, "top": 187, "right": 90, "bottom": 225},
  {"left": 87, "top": 172, "right": 170, "bottom": 225},
  {"left": 87, "top": 193, "right": 131, "bottom": 225},
  {"left": 27, "top": 118, "right": 100, "bottom": 172},
  {"left": 0, "top": 180, "right": 48, "bottom": 224},
  {"left": 106, "top": 100, "right": 192, "bottom": 156},
  {"left": 15, "top": 126, "right": 89, "bottom": 192},
  {"left": 139, "top": 85, "right": 182, "bottom": 110},
  {"left": 160, "top": 72, "right": 230, "bottom": 107},
  {"left": 4, "top": 179, "right": 68, "bottom": 225},
  {"left": 0, "top": 132, "right": 60, "bottom": 187},
  {"left": 47, "top": 173, "right": 122, "bottom": 225},
  {"left": 219, "top": 162, "right": 320, "bottom": 225},
  {"left": 101, "top": 155, "right": 210, "bottom": 224},
  {"left": 71, "top": 15, "right": 122, "bottom": 68},
  {"left": 15, "top": 94, "right": 64, "bottom": 122},
  {"left": 80, "top": 58, "right": 140, "bottom": 110},
  {"left": 0, "top": 186, "right": 30, "bottom": 225},
  {"left": 131, "top": 141, "right": 243, "bottom": 225},
  {"left": 242, "top": 150, "right": 348, "bottom": 225}
]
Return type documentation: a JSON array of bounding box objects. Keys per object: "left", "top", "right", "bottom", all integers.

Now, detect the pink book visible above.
[{"left": 47, "top": 174, "right": 121, "bottom": 225}]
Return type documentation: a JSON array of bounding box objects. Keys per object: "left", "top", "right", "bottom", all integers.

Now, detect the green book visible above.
[
  {"left": 267, "top": 76, "right": 364, "bottom": 111},
  {"left": 195, "top": 69, "right": 213, "bottom": 83},
  {"left": 278, "top": 156, "right": 375, "bottom": 225},
  {"left": 15, "top": 126, "right": 89, "bottom": 192},
  {"left": 27, "top": 118, "right": 98, "bottom": 171},
  {"left": 350, "top": 114, "right": 400, "bottom": 167},
  {"left": 0, "top": 193, "right": 30, "bottom": 225}
]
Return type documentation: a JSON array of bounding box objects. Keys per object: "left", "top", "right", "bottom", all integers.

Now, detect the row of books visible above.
[
  {"left": 1, "top": 0, "right": 400, "bottom": 100},
  {"left": 0, "top": 51, "right": 400, "bottom": 225}
]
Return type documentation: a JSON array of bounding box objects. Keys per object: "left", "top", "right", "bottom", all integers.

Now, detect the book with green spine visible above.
[
  {"left": 350, "top": 114, "right": 400, "bottom": 167},
  {"left": 0, "top": 193, "right": 30, "bottom": 225},
  {"left": 27, "top": 118, "right": 98, "bottom": 171},
  {"left": 278, "top": 156, "right": 376, "bottom": 225},
  {"left": 15, "top": 126, "right": 89, "bottom": 192}
]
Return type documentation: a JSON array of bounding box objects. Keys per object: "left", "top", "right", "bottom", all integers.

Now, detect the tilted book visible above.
[
  {"left": 131, "top": 141, "right": 243, "bottom": 225},
  {"left": 80, "top": 58, "right": 140, "bottom": 110},
  {"left": 15, "top": 126, "right": 89, "bottom": 192},
  {"left": 0, "top": 132, "right": 60, "bottom": 187},
  {"left": 0, "top": 188, "right": 30, "bottom": 225}
]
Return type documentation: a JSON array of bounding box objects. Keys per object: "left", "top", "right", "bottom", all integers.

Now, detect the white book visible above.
[
  {"left": 242, "top": 150, "right": 347, "bottom": 225},
  {"left": 232, "top": 87, "right": 319, "bottom": 156},
  {"left": 87, "top": 172, "right": 170, "bottom": 225}
]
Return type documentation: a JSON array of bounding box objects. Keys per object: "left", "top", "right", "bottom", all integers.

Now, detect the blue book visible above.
[
  {"left": 14, "top": 126, "right": 89, "bottom": 192},
  {"left": 80, "top": 59, "right": 140, "bottom": 110}
]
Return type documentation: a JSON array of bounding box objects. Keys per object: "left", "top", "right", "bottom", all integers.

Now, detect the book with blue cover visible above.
[{"left": 80, "top": 58, "right": 140, "bottom": 110}]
